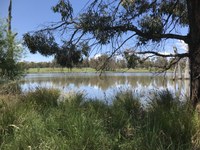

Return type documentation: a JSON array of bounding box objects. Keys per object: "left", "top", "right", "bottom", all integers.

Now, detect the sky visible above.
[
  {"left": 0, "top": 0, "right": 189, "bottom": 62},
  {"left": 0, "top": 0, "right": 88, "bottom": 62}
]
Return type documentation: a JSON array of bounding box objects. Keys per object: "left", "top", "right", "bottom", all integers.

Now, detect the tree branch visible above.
[
  {"left": 32, "top": 20, "right": 77, "bottom": 33},
  {"left": 135, "top": 51, "right": 188, "bottom": 58},
  {"left": 103, "top": 25, "right": 189, "bottom": 43}
]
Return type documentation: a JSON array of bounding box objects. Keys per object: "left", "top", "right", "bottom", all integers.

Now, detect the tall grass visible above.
[
  {"left": 139, "top": 90, "right": 194, "bottom": 150},
  {"left": 0, "top": 81, "right": 21, "bottom": 95},
  {"left": 0, "top": 88, "right": 200, "bottom": 149}
]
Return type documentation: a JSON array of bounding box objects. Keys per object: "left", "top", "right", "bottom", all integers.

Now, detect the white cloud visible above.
[
  {"left": 176, "top": 40, "right": 188, "bottom": 52},
  {"left": 93, "top": 54, "right": 102, "bottom": 59}
]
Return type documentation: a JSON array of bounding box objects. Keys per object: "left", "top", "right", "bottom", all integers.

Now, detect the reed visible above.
[{"left": 0, "top": 88, "right": 199, "bottom": 149}]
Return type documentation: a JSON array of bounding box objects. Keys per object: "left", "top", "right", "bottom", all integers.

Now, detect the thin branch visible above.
[
  {"left": 135, "top": 51, "right": 188, "bottom": 58},
  {"left": 163, "top": 0, "right": 179, "bottom": 29},
  {"left": 73, "top": 32, "right": 85, "bottom": 45},
  {"left": 33, "top": 20, "right": 77, "bottom": 33},
  {"left": 166, "top": 57, "right": 181, "bottom": 70},
  {"left": 98, "top": 34, "right": 136, "bottom": 74},
  {"left": 150, "top": 57, "right": 181, "bottom": 74},
  {"left": 69, "top": 29, "right": 79, "bottom": 43}
]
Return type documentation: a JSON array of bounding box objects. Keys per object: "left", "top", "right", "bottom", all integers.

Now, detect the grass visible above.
[
  {"left": 26, "top": 67, "right": 152, "bottom": 73},
  {"left": 27, "top": 67, "right": 97, "bottom": 73},
  {"left": 0, "top": 87, "right": 200, "bottom": 149}
]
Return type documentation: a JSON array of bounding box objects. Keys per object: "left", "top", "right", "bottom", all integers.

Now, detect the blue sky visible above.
[
  {"left": 0, "top": 0, "right": 88, "bottom": 62},
  {"left": 0, "top": 0, "right": 189, "bottom": 62}
]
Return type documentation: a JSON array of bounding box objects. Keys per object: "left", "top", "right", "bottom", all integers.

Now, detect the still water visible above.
[{"left": 20, "top": 72, "right": 190, "bottom": 102}]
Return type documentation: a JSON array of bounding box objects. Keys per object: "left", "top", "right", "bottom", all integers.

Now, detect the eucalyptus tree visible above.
[
  {"left": 0, "top": 22, "right": 24, "bottom": 80},
  {"left": 0, "top": 0, "right": 24, "bottom": 80},
  {"left": 23, "top": 0, "right": 200, "bottom": 106}
]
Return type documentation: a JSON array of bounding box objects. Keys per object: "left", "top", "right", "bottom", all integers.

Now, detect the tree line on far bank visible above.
[{"left": 21, "top": 54, "right": 187, "bottom": 72}]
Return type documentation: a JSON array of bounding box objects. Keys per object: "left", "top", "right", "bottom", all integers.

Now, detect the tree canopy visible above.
[
  {"left": 23, "top": 0, "right": 189, "bottom": 65},
  {"left": 23, "top": 0, "right": 200, "bottom": 106}
]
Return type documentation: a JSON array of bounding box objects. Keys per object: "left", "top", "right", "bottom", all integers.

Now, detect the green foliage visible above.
[
  {"left": 0, "top": 89, "right": 112, "bottom": 149},
  {"left": 0, "top": 102, "right": 18, "bottom": 146},
  {"left": 1, "top": 89, "right": 199, "bottom": 149},
  {"left": 160, "top": 1, "right": 188, "bottom": 26},
  {"left": 23, "top": 32, "right": 90, "bottom": 69},
  {"left": 191, "top": 111, "right": 200, "bottom": 150},
  {"left": 107, "top": 91, "right": 143, "bottom": 148},
  {"left": 113, "top": 91, "right": 142, "bottom": 119},
  {"left": 142, "top": 91, "right": 194, "bottom": 149},
  {"left": 52, "top": 0, "right": 73, "bottom": 21},
  {"left": 23, "top": 32, "right": 58, "bottom": 56},
  {"left": 124, "top": 51, "right": 140, "bottom": 69},
  {"left": 23, "top": 0, "right": 190, "bottom": 72},
  {"left": 0, "top": 20, "right": 24, "bottom": 80},
  {"left": 139, "top": 15, "right": 163, "bottom": 43},
  {"left": 74, "top": 0, "right": 188, "bottom": 45},
  {"left": 55, "top": 42, "right": 85, "bottom": 68},
  {"left": 79, "top": 11, "right": 114, "bottom": 44}
]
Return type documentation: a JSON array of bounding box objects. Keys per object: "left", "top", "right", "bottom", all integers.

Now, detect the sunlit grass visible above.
[
  {"left": 0, "top": 87, "right": 199, "bottom": 149},
  {"left": 26, "top": 67, "right": 156, "bottom": 73},
  {"left": 27, "top": 67, "right": 96, "bottom": 73}
]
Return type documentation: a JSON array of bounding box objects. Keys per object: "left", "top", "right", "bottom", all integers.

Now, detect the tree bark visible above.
[{"left": 187, "top": 0, "right": 200, "bottom": 107}]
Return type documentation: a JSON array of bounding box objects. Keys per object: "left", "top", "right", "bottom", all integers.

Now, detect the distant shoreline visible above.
[{"left": 26, "top": 67, "right": 166, "bottom": 74}]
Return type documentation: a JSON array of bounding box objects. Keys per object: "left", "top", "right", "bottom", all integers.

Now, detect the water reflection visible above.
[{"left": 20, "top": 72, "right": 189, "bottom": 102}]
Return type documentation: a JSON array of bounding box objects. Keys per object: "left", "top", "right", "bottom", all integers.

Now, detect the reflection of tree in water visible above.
[
  {"left": 22, "top": 74, "right": 166, "bottom": 90},
  {"left": 164, "top": 78, "right": 190, "bottom": 98},
  {"left": 21, "top": 75, "right": 128, "bottom": 90},
  {"left": 152, "top": 77, "right": 169, "bottom": 88},
  {"left": 91, "top": 76, "right": 127, "bottom": 90},
  {"left": 128, "top": 76, "right": 152, "bottom": 88},
  {"left": 20, "top": 73, "right": 190, "bottom": 98},
  {"left": 184, "top": 80, "right": 190, "bottom": 98}
]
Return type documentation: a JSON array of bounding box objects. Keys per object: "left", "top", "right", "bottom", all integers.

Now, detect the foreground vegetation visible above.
[{"left": 1, "top": 86, "right": 200, "bottom": 149}]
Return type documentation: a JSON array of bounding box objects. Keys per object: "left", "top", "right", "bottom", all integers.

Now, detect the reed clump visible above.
[{"left": 1, "top": 87, "right": 200, "bottom": 150}]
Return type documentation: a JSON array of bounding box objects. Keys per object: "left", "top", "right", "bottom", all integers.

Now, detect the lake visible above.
[{"left": 20, "top": 72, "right": 190, "bottom": 103}]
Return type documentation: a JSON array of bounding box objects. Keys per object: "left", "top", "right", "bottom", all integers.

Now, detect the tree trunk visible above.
[
  {"left": 190, "top": 45, "right": 200, "bottom": 107},
  {"left": 187, "top": 0, "right": 200, "bottom": 107},
  {"left": 7, "top": 0, "right": 12, "bottom": 33},
  {"left": 7, "top": 0, "right": 15, "bottom": 60}
]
